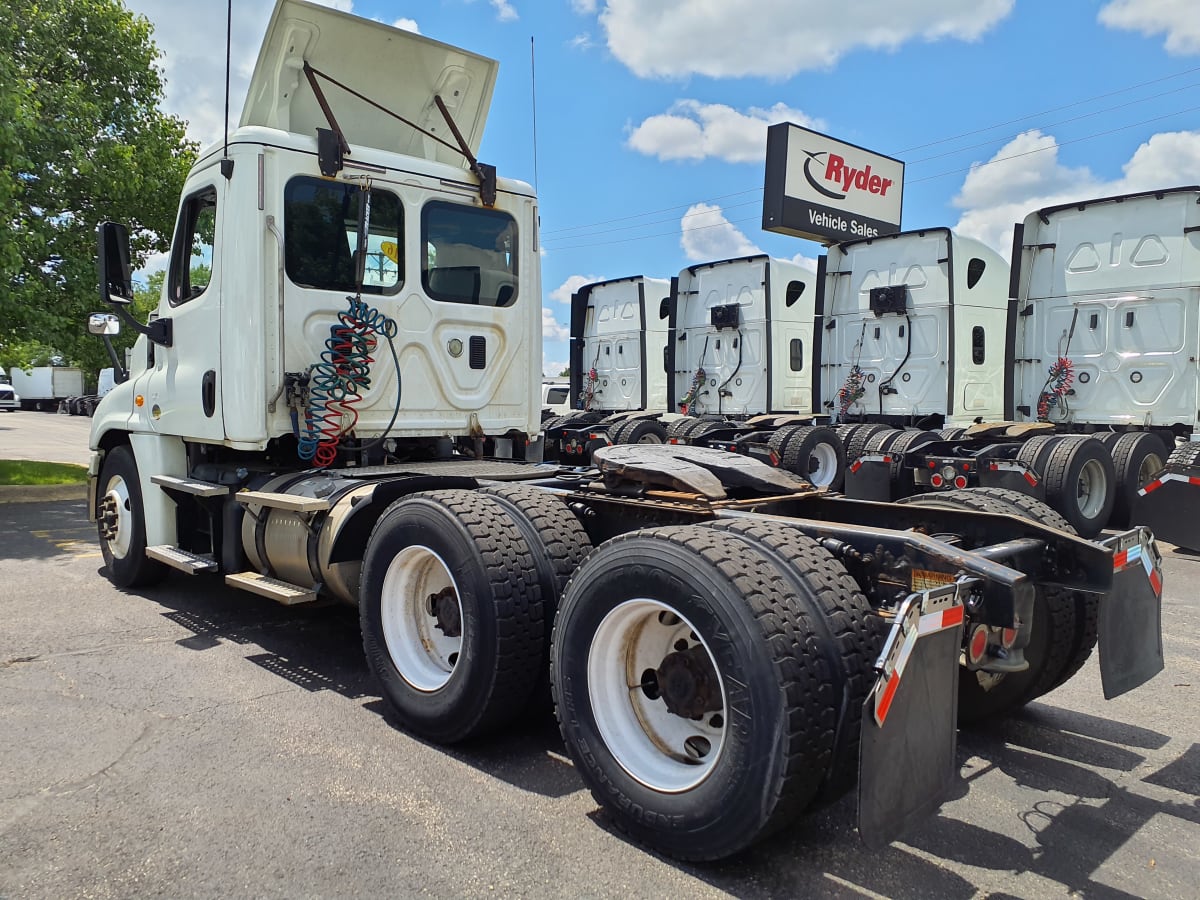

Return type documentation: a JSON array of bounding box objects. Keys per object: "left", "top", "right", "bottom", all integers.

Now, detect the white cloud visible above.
[
  {"left": 569, "top": 33, "right": 595, "bottom": 51},
  {"left": 126, "top": 0, "right": 361, "bottom": 148},
  {"left": 571, "top": 0, "right": 598, "bottom": 13},
  {"left": 952, "top": 128, "right": 1200, "bottom": 257},
  {"left": 491, "top": 0, "right": 519, "bottom": 22},
  {"left": 680, "top": 203, "right": 762, "bottom": 261},
  {"left": 596, "top": 0, "right": 1014, "bottom": 79},
  {"left": 1099, "top": 0, "right": 1200, "bottom": 54},
  {"left": 551, "top": 274, "right": 604, "bottom": 304},
  {"left": 543, "top": 308, "right": 570, "bottom": 341},
  {"left": 543, "top": 359, "right": 569, "bottom": 377},
  {"left": 392, "top": 18, "right": 420, "bottom": 33},
  {"left": 790, "top": 253, "right": 820, "bottom": 273},
  {"left": 628, "top": 100, "right": 819, "bottom": 163}
]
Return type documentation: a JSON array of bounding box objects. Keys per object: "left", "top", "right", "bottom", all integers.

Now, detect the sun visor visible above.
[{"left": 240, "top": 0, "right": 497, "bottom": 168}]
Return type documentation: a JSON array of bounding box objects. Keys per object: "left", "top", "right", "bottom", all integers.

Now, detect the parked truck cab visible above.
[
  {"left": 821, "top": 227, "right": 1010, "bottom": 428},
  {"left": 542, "top": 275, "right": 673, "bottom": 461}
]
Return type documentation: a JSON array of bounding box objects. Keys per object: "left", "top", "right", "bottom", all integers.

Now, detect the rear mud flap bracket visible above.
[{"left": 858, "top": 579, "right": 972, "bottom": 849}]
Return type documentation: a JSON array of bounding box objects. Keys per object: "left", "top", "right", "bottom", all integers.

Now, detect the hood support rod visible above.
[{"left": 301, "top": 62, "right": 496, "bottom": 206}]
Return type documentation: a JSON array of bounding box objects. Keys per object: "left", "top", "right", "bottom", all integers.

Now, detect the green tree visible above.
[{"left": 0, "top": 0, "right": 196, "bottom": 374}]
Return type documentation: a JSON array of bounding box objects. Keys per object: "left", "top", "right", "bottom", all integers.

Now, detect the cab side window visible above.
[
  {"left": 168, "top": 187, "right": 217, "bottom": 306},
  {"left": 422, "top": 202, "right": 517, "bottom": 307},
  {"left": 284, "top": 176, "right": 403, "bottom": 294}
]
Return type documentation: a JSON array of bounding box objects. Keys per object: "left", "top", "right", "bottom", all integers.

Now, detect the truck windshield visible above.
[{"left": 284, "top": 177, "right": 402, "bottom": 294}]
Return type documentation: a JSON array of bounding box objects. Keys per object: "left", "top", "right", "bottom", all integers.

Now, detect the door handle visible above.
[{"left": 202, "top": 370, "right": 217, "bottom": 417}]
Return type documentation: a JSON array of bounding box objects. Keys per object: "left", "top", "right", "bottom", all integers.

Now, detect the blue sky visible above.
[{"left": 126, "top": 0, "right": 1200, "bottom": 376}]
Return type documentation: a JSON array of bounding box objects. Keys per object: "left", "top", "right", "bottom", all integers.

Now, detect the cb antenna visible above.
[
  {"left": 221, "top": 0, "right": 234, "bottom": 179},
  {"left": 530, "top": 36, "right": 539, "bottom": 192}
]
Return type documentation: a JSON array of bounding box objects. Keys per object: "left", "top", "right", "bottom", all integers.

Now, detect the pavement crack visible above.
[{"left": 1, "top": 655, "right": 39, "bottom": 668}]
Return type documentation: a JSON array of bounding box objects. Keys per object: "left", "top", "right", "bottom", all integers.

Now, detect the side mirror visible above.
[
  {"left": 659, "top": 297, "right": 670, "bottom": 320},
  {"left": 97, "top": 221, "right": 133, "bottom": 306},
  {"left": 88, "top": 313, "right": 121, "bottom": 336}
]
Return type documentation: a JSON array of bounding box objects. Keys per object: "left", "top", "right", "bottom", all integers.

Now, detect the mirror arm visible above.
[
  {"left": 106, "top": 300, "right": 174, "bottom": 348},
  {"left": 98, "top": 334, "right": 129, "bottom": 384}
]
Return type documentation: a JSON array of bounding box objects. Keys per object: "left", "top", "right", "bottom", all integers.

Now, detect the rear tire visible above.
[
  {"left": 610, "top": 418, "right": 668, "bottom": 445},
  {"left": 898, "top": 489, "right": 1082, "bottom": 724},
  {"left": 844, "top": 423, "right": 890, "bottom": 462},
  {"left": 1108, "top": 432, "right": 1168, "bottom": 527},
  {"left": 702, "top": 519, "right": 883, "bottom": 803},
  {"left": 769, "top": 425, "right": 846, "bottom": 490},
  {"left": 478, "top": 484, "right": 593, "bottom": 710},
  {"left": 1040, "top": 436, "right": 1115, "bottom": 537},
  {"left": 360, "top": 490, "right": 544, "bottom": 743},
  {"left": 551, "top": 526, "right": 837, "bottom": 861},
  {"left": 1166, "top": 440, "right": 1200, "bottom": 469}
]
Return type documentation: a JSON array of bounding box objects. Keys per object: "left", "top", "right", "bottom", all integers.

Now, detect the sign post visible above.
[{"left": 763, "top": 124, "right": 904, "bottom": 244}]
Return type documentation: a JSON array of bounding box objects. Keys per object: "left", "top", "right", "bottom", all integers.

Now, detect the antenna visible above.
[
  {"left": 221, "top": 0, "right": 233, "bottom": 179},
  {"left": 530, "top": 36, "right": 539, "bottom": 193}
]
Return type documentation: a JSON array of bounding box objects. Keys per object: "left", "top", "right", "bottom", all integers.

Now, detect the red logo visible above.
[{"left": 803, "top": 150, "right": 894, "bottom": 200}]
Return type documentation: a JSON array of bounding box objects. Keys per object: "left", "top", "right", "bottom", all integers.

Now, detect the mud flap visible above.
[
  {"left": 1135, "top": 472, "right": 1200, "bottom": 551},
  {"left": 845, "top": 456, "right": 893, "bottom": 501},
  {"left": 1099, "top": 528, "right": 1164, "bottom": 699},
  {"left": 858, "top": 580, "right": 970, "bottom": 849}
]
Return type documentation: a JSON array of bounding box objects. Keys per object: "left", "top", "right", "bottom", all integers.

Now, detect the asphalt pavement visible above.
[
  {"left": 0, "top": 410, "right": 93, "bottom": 466},
  {"left": 1, "top": 415, "right": 1198, "bottom": 898}
]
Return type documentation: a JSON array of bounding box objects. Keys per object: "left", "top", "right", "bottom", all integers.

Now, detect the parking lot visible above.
[{"left": 1, "top": 413, "right": 1198, "bottom": 898}]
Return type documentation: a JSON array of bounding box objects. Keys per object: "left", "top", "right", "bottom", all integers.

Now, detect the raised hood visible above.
[{"left": 240, "top": 0, "right": 497, "bottom": 167}]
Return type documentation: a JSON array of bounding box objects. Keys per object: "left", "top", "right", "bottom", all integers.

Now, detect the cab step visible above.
[
  {"left": 151, "top": 474, "right": 230, "bottom": 497},
  {"left": 234, "top": 490, "right": 331, "bottom": 513},
  {"left": 225, "top": 572, "right": 317, "bottom": 605},
  {"left": 146, "top": 545, "right": 219, "bottom": 574}
]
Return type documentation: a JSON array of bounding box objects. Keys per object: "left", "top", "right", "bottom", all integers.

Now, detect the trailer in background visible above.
[{"left": 9, "top": 366, "right": 85, "bottom": 412}]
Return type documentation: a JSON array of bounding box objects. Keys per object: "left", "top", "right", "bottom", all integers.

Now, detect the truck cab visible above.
[
  {"left": 820, "top": 228, "right": 1010, "bottom": 428},
  {"left": 91, "top": 0, "right": 541, "bottom": 554}
]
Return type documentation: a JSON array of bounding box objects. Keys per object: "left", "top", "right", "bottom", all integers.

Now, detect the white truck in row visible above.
[{"left": 84, "top": 0, "right": 1163, "bottom": 861}]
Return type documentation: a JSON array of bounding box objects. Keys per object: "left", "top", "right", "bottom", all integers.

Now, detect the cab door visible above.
[{"left": 139, "top": 172, "right": 225, "bottom": 441}]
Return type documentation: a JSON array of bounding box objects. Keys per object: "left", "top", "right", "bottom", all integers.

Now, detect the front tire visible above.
[
  {"left": 552, "top": 526, "right": 837, "bottom": 861},
  {"left": 96, "top": 445, "right": 167, "bottom": 589},
  {"left": 360, "top": 490, "right": 544, "bottom": 743}
]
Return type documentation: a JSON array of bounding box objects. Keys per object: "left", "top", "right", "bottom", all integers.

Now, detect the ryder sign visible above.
[{"left": 763, "top": 124, "right": 904, "bottom": 244}]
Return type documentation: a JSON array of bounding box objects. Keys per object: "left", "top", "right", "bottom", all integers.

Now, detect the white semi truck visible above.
[
  {"left": 663, "top": 254, "right": 849, "bottom": 489},
  {"left": 542, "top": 275, "right": 672, "bottom": 462},
  {"left": 85, "top": 0, "right": 1165, "bottom": 861}
]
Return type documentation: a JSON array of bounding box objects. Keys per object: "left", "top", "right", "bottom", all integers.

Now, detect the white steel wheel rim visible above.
[
  {"left": 636, "top": 430, "right": 664, "bottom": 444},
  {"left": 806, "top": 442, "right": 840, "bottom": 487},
  {"left": 1138, "top": 452, "right": 1163, "bottom": 486},
  {"left": 1076, "top": 458, "right": 1107, "bottom": 519},
  {"left": 587, "top": 599, "right": 728, "bottom": 793},
  {"left": 103, "top": 476, "right": 133, "bottom": 560},
  {"left": 380, "top": 545, "right": 463, "bottom": 692}
]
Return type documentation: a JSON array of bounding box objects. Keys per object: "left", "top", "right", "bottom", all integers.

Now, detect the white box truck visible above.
[{"left": 9, "top": 365, "right": 85, "bottom": 411}]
